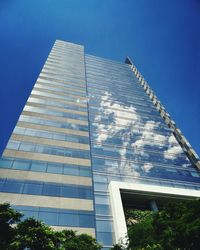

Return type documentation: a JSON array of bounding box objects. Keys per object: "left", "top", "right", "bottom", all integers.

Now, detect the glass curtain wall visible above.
[{"left": 85, "top": 54, "right": 200, "bottom": 249}]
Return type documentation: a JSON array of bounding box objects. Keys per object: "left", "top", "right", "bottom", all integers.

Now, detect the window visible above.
[
  {"left": 47, "top": 163, "right": 63, "bottom": 174},
  {"left": 97, "top": 232, "right": 113, "bottom": 246},
  {"left": 59, "top": 213, "right": 79, "bottom": 227},
  {"left": 79, "top": 214, "right": 94, "bottom": 227},
  {"left": 3, "top": 180, "right": 23, "bottom": 193},
  {"left": 38, "top": 211, "right": 59, "bottom": 226},
  {"left": 63, "top": 165, "right": 79, "bottom": 175},
  {"left": 0, "top": 158, "right": 13, "bottom": 168},
  {"left": 43, "top": 183, "right": 60, "bottom": 197},
  {"left": 31, "top": 161, "right": 47, "bottom": 172},
  {"left": 7, "top": 141, "right": 20, "bottom": 150},
  {"left": 13, "top": 160, "right": 30, "bottom": 170},
  {"left": 96, "top": 220, "right": 113, "bottom": 232},
  {"left": 23, "top": 182, "right": 42, "bottom": 195},
  {"left": 95, "top": 204, "right": 110, "bottom": 215}
]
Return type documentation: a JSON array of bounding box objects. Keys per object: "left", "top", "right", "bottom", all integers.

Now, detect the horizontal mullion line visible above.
[
  {"left": 90, "top": 121, "right": 171, "bottom": 132},
  {"left": 51, "top": 49, "right": 84, "bottom": 57},
  {"left": 50, "top": 49, "right": 84, "bottom": 57},
  {"left": 93, "top": 170, "right": 199, "bottom": 189},
  {"left": 28, "top": 97, "right": 86, "bottom": 114},
  {"left": 13, "top": 125, "right": 88, "bottom": 144},
  {"left": 93, "top": 155, "right": 189, "bottom": 170},
  {"left": 39, "top": 76, "right": 85, "bottom": 87},
  {"left": 41, "top": 70, "right": 85, "bottom": 81},
  {"left": 54, "top": 42, "right": 83, "bottom": 48},
  {"left": 88, "top": 95, "right": 155, "bottom": 110},
  {"left": 52, "top": 45, "right": 82, "bottom": 50},
  {"left": 24, "top": 105, "right": 88, "bottom": 123},
  {"left": 38, "top": 77, "right": 86, "bottom": 91},
  {"left": 89, "top": 97, "right": 153, "bottom": 110},
  {"left": 89, "top": 97, "right": 154, "bottom": 110},
  {"left": 86, "top": 72, "right": 137, "bottom": 82},
  {"left": 87, "top": 76, "right": 138, "bottom": 86},
  {"left": 42, "top": 66, "right": 85, "bottom": 78},
  {"left": 87, "top": 88, "right": 147, "bottom": 101},
  {"left": 22, "top": 111, "right": 88, "bottom": 126},
  {"left": 87, "top": 81, "right": 142, "bottom": 93},
  {"left": 47, "top": 56, "right": 85, "bottom": 66},
  {"left": 3, "top": 150, "right": 91, "bottom": 167},
  {"left": 53, "top": 45, "right": 83, "bottom": 51},
  {"left": 49, "top": 50, "right": 84, "bottom": 57},
  {"left": 90, "top": 127, "right": 172, "bottom": 138},
  {"left": 39, "top": 72, "right": 85, "bottom": 83},
  {"left": 89, "top": 111, "right": 165, "bottom": 125},
  {"left": 35, "top": 83, "right": 86, "bottom": 98},
  {"left": 0, "top": 156, "right": 91, "bottom": 178},
  {"left": 89, "top": 107, "right": 163, "bottom": 121},
  {"left": 30, "top": 93, "right": 86, "bottom": 108},
  {"left": 33, "top": 87, "right": 86, "bottom": 101},
  {"left": 0, "top": 193, "right": 93, "bottom": 211},
  {"left": 49, "top": 51, "right": 84, "bottom": 58},
  {"left": 87, "top": 83, "right": 144, "bottom": 95},
  {"left": 45, "top": 62, "right": 85, "bottom": 74},
  {"left": 91, "top": 143, "right": 186, "bottom": 160},
  {"left": 46, "top": 59, "right": 85, "bottom": 71},
  {"left": 89, "top": 103, "right": 158, "bottom": 117},
  {"left": 44, "top": 65, "right": 85, "bottom": 76},
  {"left": 86, "top": 66, "right": 131, "bottom": 74},
  {"left": 19, "top": 116, "right": 88, "bottom": 134},
  {"left": 37, "top": 79, "right": 86, "bottom": 93},
  {"left": 86, "top": 61, "right": 128, "bottom": 70},
  {"left": 26, "top": 101, "right": 87, "bottom": 116},
  {"left": 16, "top": 121, "right": 89, "bottom": 137},
  {"left": 54, "top": 41, "right": 83, "bottom": 48},
  {"left": 10, "top": 134, "right": 89, "bottom": 151},
  {"left": 85, "top": 54, "right": 126, "bottom": 66},
  {"left": 37, "top": 80, "right": 86, "bottom": 93},
  {"left": 0, "top": 169, "right": 92, "bottom": 186}
]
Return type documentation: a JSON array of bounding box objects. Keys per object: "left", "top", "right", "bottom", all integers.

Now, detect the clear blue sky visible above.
[{"left": 0, "top": 0, "right": 199, "bottom": 156}]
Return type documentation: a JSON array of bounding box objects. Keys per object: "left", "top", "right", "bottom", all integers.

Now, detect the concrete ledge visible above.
[{"left": 109, "top": 181, "right": 200, "bottom": 245}]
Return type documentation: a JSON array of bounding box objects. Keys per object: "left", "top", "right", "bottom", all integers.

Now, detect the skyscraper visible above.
[{"left": 0, "top": 40, "right": 200, "bottom": 249}]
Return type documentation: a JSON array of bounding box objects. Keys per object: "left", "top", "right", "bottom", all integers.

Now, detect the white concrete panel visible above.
[
  {"left": 0, "top": 169, "right": 92, "bottom": 186},
  {"left": 109, "top": 181, "right": 200, "bottom": 245},
  {"left": 52, "top": 226, "right": 95, "bottom": 237},
  {"left": 0, "top": 193, "right": 93, "bottom": 211}
]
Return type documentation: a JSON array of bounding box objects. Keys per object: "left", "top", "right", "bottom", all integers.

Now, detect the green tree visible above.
[
  {"left": 111, "top": 210, "right": 156, "bottom": 250},
  {"left": 127, "top": 210, "right": 155, "bottom": 250},
  {"left": 0, "top": 203, "right": 102, "bottom": 250},
  {"left": 11, "top": 218, "right": 57, "bottom": 250},
  {"left": 137, "top": 243, "right": 163, "bottom": 250},
  {"left": 110, "top": 243, "right": 125, "bottom": 250},
  {"left": 153, "top": 199, "right": 200, "bottom": 250},
  {"left": 56, "top": 230, "right": 102, "bottom": 250},
  {"left": 0, "top": 203, "right": 22, "bottom": 249},
  {"left": 111, "top": 199, "right": 200, "bottom": 250}
]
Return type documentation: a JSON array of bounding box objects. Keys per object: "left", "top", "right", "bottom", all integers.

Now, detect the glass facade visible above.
[
  {"left": 85, "top": 54, "right": 200, "bottom": 248},
  {"left": 0, "top": 40, "right": 200, "bottom": 249},
  {"left": 0, "top": 40, "right": 95, "bottom": 238}
]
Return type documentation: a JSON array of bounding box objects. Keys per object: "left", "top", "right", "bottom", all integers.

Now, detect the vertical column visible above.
[{"left": 125, "top": 56, "right": 200, "bottom": 171}]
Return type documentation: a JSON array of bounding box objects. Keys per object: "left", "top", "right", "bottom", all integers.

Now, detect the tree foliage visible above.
[
  {"left": 0, "top": 203, "right": 102, "bottom": 250},
  {"left": 152, "top": 200, "right": 200, "bottom": 250},
  {"left": 128, "top": 210, "right": 155, "bottom": 249},
  {"left": 111, "top": 199, "right": 200, "bottom": 250},
  {"left": 0, "top": 203, "right": 22, "bottom": 249}
]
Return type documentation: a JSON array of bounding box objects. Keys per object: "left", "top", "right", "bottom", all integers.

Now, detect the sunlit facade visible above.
[{"left": 0, "top": 40, "right": 200, "bottom": 249}]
